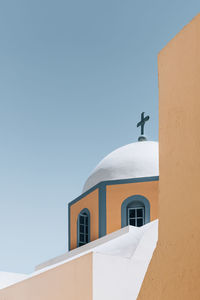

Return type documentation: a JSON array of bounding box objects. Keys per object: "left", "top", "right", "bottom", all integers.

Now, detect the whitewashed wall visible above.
[{"left": 93, "top": 220, "right": 158, "bottom": 300}]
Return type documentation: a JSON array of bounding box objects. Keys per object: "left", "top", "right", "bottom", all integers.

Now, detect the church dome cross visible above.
[{"left": 137, "top": 112, "right": 150, "bottom": 141}]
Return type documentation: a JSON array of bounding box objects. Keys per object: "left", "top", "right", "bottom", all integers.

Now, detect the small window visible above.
[
  {"left": 128, "top": 206, "right": 145, "bottom": 227},
  {"left": 77, "top": 209, "right": 90, "bottom": 247},
  {"left": 121, "top": 195, "right": 150, "bottom": 228}
]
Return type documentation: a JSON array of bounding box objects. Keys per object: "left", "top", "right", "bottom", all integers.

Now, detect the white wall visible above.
[{"left": 93, "top": 220, "right": 158, "bottom": 300}]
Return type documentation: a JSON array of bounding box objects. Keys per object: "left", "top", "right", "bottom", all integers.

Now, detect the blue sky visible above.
[{"left": 0, "top": 0, "right": 199, "bottom": 273}]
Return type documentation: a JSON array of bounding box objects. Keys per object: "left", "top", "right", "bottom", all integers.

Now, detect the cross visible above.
[{"left": 137, "top": 112, "right": 150, "bottom": 136}]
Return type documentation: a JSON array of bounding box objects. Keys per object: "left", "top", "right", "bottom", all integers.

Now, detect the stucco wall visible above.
[
  {"left": 138, "top": 14, "right": 200, "bottom": 300},
  {"left": 70, "top": 189, "right": 99, "bottom": 249},
  {"left": 93, "top": 221, "right": 158, "bottom": 300},
  {"left": 0, "top": 253, "right": 93, "bottom": 300},
  {"left": 106, "top": 181, "right": 158, "bottom": 234}
]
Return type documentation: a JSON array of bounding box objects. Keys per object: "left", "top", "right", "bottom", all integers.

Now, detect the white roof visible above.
[
  {"left": 83, "top": 141, "right": 159, "bottom": 193},
  {"left": 37, "top": 220, "right": 158, "bottom": 300},
  {"left": 0, "top": 272, "right": 27, "bottom": 289},
  {"left": 0, "top": 220, "right": 158, "bottom": 299},
  {"left": 36, "top": 220, "right": 158, "bottom": 271}
]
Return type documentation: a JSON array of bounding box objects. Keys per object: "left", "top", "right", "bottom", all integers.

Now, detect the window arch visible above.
[
  {"left": 77, "top": 208, "right": 90, "bottom": 247},
  {"left": 121, "top": 195, "right": 150, "bottom": 228}
]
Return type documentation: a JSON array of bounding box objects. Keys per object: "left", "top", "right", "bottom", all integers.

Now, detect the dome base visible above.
[{"left": 138, "top": 135, "right": 147, "bottom": 142}]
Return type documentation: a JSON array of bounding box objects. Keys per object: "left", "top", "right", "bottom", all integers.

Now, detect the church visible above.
[
  {"left": 1, "top": 14, "right": 200, "bottom": 300},
  {"left": 68, "top": 112, "right": 158, "bottom": 251}
]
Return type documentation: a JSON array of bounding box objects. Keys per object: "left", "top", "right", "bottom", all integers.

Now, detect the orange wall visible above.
[
  {"left": 70, "top": 189, "right": 99, "bottom": 249},
  {"left": 138, "top": 14, "right": 200, "bottom": 300},
  {"left": 106, "top": 181, "right": 158, "bottom": 234},
  {"left": 0, "top": 253, "right": 93, "bottom": 300}
]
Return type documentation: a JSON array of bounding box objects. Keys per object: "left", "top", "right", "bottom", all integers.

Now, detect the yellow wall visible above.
[
  {"left": 138, "top": 14, "right": 200, "bottom": 300},
  {"left": 70, "top": 189, "right": 99, "bottom": 249},
  {"left": 0, "top": 253, "right": 92, "bottom": 300},
  {"left": 106, "top": 181, "right": 158, "bottom": 234}
]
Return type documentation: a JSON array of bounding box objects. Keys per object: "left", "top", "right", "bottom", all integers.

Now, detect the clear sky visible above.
[{"left": 0, "top": 0, "right": 199, "bottom": 274}]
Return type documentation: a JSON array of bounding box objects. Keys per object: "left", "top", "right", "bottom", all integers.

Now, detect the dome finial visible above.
[{"left": 137, "top": 112, "right": 150, "bottom": 141}]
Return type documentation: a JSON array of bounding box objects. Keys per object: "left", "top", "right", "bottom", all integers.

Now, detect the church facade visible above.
[
  {"left": 68, "top": 139, "right": 159, "bottom": 250},
  {"left": 1, "top": 14, "right": 200, "bottom": 300}
]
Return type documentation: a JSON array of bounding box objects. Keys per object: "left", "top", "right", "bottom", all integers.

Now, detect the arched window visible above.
[
  {"left": 121, "top": 195, "right": 150, "bottom": 228},
  {"left": 77, "top": 208, "right": 90, "bottom": 247}
]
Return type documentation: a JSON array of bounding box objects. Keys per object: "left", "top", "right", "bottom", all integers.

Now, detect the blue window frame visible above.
[
  {"left": 121, "top": 195, "right": 150, "bottom": 228},
  {"left": 77, "top": 208, "right": 90, "bottom": 247}
]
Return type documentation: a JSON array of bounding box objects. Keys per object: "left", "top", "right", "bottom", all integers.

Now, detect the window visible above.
[
  {"left": 77, "top": 209, "right": 90, "bottom": 247},
  {"left": 128, "top": 206, "right": 145, "bottom": 227},
  {"left": 121, "top": 195, "right": 150, "bottom": 228}
]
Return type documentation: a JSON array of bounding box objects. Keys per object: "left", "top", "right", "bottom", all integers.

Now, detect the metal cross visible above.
[{"left": 137, "top": 112, "right": 150, "bottom": 135}]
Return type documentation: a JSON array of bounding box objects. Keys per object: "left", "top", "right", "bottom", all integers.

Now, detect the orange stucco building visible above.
[
  {"left": 68, "top": 140, "right": 159, "bottom": 250},
  {"left": 1, "top": 13, "right": 200, "bottom": 300}
]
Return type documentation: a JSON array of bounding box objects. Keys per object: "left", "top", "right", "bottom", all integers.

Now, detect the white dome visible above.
[{"left": 83, "top": 141, "right": 159, "bottom": 193}]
